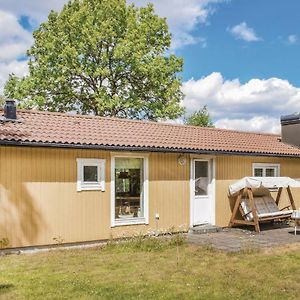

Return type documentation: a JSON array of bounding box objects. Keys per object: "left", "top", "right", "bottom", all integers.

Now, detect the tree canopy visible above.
[
  {"left": 184, "top": 105, "right": 214, "bottom": 127},
  {"left": 4, "top": 0, "right": 184, "bottom": 120}
]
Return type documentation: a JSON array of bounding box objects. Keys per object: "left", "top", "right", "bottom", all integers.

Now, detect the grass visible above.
[{"left": 1, "top": 235, "right": 300, "bottom": 299}]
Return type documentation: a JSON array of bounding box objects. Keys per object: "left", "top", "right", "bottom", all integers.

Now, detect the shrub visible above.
[{"left": 0, "top": 238, "right": 9, "bottom": 249}]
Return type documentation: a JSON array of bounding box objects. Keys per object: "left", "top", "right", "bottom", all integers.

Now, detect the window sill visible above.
[
  {"left": 113, "top": 217, "right": 147, "bottom": 227},
  {"left": 77, "top": 184, "right": 105, "bottom": 192}
]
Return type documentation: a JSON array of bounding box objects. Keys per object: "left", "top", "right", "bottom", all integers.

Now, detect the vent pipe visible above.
[{"left": 4, "top": 99, "right": 17, "bottom": 120}]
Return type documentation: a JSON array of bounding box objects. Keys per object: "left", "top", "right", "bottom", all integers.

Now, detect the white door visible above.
[{"left": 192, "top": 159, "right": 213, "bottom": 226}]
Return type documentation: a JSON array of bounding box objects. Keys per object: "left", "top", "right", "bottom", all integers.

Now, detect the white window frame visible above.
[
  {"left": 77, "top": 158, "right": 105, "bottom": 191},
  {"left": 111, "top": 153, "right": 149, "bottom": 227},
  {"left": 252, "top": 163, "right": 280, "bottom": 177}
]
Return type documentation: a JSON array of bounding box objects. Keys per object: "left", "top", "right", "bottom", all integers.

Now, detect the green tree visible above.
[
  {"left": 184, "top": 105, "right": 214, "bottom": 127},
  {"left": 4, "top": 0, "right": 183, "bottom": 120}
]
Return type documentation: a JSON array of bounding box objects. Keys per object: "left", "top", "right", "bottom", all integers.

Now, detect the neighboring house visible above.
[{"left": 1, "top": 100, "right": 300, "bottom": 248}]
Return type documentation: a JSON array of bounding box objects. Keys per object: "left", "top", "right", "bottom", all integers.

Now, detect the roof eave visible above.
[{"left": 0, "top": 139, "right": 299, "bottom": 158}]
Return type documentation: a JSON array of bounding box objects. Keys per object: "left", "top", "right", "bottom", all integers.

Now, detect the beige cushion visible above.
[
  {"left": 263, "top": 196, "right": 280, "bottom": 213},
  {"left": 254, "top": 197, "right": 269, "bottom": 215},
  {"left": 258, "top": 210, "right": 293, "bottom": 218},
  {"left": 240, "top": 194, "right": 291, "bottom": 221}
]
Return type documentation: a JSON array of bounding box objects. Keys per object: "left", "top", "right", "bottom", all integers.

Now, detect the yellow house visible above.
[{"left": 1, "top": 100, "right": 300, "bottom": 248}]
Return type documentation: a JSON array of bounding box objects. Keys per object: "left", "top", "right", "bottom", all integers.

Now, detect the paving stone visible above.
[{"left": 187, "top": 224, "right": 300, "bottom": 252}]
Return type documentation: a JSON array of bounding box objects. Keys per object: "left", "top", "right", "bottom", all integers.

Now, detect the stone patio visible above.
[{"left": 186, "top": 223, "right": 300, "bottom": 252}]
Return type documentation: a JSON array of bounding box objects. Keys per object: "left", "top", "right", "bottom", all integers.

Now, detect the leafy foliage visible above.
[
  {"left": 4, "top": 0, "right": 184, "bottom": 120},
  {"left": 0, "top": 95, "right": 5, "bottom": 107},
  {"left": 0, "top": 237, "right": 9, "bottom": 248},
  {"left": 184, "top": 105, "right": 214, "bottom": 127}
]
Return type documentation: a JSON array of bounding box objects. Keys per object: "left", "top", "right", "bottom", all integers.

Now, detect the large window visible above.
[
  {"left": 252, "top": 163, "right": 280, "bottom": 177},
  {"left": 112, "top": 155, "right": 148, "bottom": 226},
  {"left": 77, "top": 158, "right": 105, "bottom": 191}
]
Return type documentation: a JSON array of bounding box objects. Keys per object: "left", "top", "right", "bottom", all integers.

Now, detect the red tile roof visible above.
[{"left": 1, "top": 109, "right": 300, "bottom": 157}]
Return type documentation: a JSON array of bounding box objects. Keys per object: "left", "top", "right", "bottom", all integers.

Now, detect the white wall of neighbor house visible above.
[{"left": 1, "top": 145, "right": 300, "bottom": 248}]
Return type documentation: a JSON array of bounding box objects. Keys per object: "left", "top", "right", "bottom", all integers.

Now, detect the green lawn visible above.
[{"left": 1, "top": 236, "right": 300, "bottom": 299}]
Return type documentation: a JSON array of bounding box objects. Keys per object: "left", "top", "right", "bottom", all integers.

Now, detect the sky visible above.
[{"left": 1, "top": 0, "right": 300, "bottom": 133}]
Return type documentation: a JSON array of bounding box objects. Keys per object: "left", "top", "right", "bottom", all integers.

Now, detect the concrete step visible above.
[{"left": 189, "top": 224, "right": 222, "bottom": 234}]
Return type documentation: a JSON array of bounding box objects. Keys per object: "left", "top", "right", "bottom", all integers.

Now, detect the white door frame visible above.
[{"left": 189, "top": 158, "right": 216, "bottom": 227}]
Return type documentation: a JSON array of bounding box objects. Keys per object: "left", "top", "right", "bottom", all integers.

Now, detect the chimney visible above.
[
  {"left": 4, "top": 99, "right": 17, "bottom": 120},
  {"left": 281, "top": 113, "right": 300, "bottom": 147}
]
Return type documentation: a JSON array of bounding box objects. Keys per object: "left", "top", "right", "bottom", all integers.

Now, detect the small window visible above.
[
  {"left": 84, "top": 166, "right": 98, "bottom": 182},
  {"left": 254, "top": 168, "right": 263, "bottom": 177},
  {"left": 252, "top": 163, "right": 280, "bottom": 177},
  {"left": 77, "top": 159, "right": 105, "bottom": 191},
  {"left": 195, "top": 161, "right": 209, "bottom": 196}
]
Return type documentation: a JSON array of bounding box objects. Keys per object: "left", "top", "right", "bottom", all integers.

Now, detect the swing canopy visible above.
[{"left": 229, "top": 177, "right": 300, "bottom": 196}]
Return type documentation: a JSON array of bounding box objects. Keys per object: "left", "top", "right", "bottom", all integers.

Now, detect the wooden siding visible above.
[
  {"left": 2, "top": 145, "right": 300, "bottom": 248},
  {"left": 0, "top": 146, "right": 190, "bottom": 248}
]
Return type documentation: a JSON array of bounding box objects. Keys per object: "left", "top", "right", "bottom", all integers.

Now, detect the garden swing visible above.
[{"left": 228, "top": 177, "right": 300, "bottom": 232}]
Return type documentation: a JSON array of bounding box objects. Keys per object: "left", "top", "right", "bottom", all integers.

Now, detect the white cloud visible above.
[
  {"left": 0, "top": 1, "right": 66, "bottom": 24},
  {"left": 171, "top": 35, "right": 207, "bottom": 50},
  {"left": 0, "top": 10, "right": 31, "bottom": 95},
  {"left": 182, "top": 72, "right": 300, "bottom": 133},
  {"left": 228, "top": 22, "right": 261, "bottom": 42},
  {"left": 215, "top": 116, "right": 280, "bottom": 134},
  {"left": 0, "top": 10, "right": 33, "bottom": 62},
  {"left": 0, "top": 60, "right": 29, "bottom": 94},
  {"left": 288, "top": 34, "right": 298, "bottom": 45}
]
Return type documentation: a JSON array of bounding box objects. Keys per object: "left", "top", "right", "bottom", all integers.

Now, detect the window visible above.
[
  {"left": 77, "top": 159, "right": 105, "bottom": 191},
  {"left": 195, "top": 161, "right": 209, "bottom": 196},
  {"left": 111, "top": 155, "right": 149, "bottom": 226},
  {"left": 252, "top": 163, "right": 280, "bottom": 177}
]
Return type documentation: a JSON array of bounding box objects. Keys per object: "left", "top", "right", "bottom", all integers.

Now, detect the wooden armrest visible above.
[{"left": 280, "top": 205, "right": 291, "bottom": 211}]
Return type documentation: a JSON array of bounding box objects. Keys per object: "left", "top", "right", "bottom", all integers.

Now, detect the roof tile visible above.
[{"left": 0, "top": 109, "right": 300, "bottom": 156}]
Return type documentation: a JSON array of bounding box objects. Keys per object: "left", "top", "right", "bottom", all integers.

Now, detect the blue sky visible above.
[
  {"left": 180, "top": 0, "right": 300, "bottom": 86},
  {"left": 1, "top": 0, "right": 300, "bottom": 133}
]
